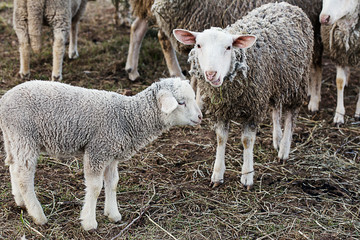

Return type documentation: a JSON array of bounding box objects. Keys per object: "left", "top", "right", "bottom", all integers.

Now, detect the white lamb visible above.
[{"left": 0, "top": 78, "right": 202, "bottom": 230}]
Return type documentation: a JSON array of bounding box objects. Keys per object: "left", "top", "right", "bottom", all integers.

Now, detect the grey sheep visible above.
[
  {"left": 13, "top": 0, "right": 88, "bottom": 81},
  {"left": 319, "top": 0, "right": 360, "bottom": 124},
  {"left": 174, "top": 2, "right": 314, "bottom": 188},
  {"left": 0, "top": 78, "right": 202, "bottom": 230},
  {"left": 152, "top": 0, "right": 323, "bottom": 109}
]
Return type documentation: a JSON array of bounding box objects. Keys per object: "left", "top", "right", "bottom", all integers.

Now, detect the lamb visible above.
[
  {"left": 174, "top": 2, "right": 314, "bottom": 188},
  {"left": 319, "top": 0, "right": 360, "bottom": 124},
  {"left": 0, "top": 78, "right": 202, "bottom": 230},
  {"left": 13, "top": 0, "right": 88, "bottom": 81}
]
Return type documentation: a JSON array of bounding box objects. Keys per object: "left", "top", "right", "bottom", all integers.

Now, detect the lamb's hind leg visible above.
[
  {"left": 104, "top": 161, "right": 121, "bottom": 222},
  {"left": 210, "top": 121, "right": 229, "bottom": 187},
  {"left": 278, "top": 109, "right": 297, "bottom": 161},
  {"left": 241, "top": 124, "right": 256, "bottom": 189}
]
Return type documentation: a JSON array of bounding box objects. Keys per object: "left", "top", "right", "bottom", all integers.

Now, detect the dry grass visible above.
[{"left": 0, "top": 0, "right": 359, "bottom": 239}]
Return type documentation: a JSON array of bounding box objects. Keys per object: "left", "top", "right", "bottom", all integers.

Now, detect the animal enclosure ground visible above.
[{"left": 0, "top": 0, "right": 359, "bottom": 239}]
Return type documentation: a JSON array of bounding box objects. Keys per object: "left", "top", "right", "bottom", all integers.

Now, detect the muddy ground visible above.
[{"left": 0, "top": 1, "right": 359, "bottom": 239}]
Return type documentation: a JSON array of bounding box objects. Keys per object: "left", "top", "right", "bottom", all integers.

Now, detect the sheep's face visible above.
[
  {"left": 157, "top": 78, "right": 202, "bottom": 126},
  {"left": 173, "top": 28, "right": 256, "bottom": 88},
  {"left": 320, "top": 0, "right": 358, "bottom": 25}
]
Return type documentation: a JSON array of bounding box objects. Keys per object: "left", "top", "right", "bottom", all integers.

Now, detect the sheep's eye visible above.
[
  {"left": 178, "top": 101, "right": 186, "bottom": 106},
  {"left": 197, "top": 44, "right": 201, "bottom": 48},
  {"left": 226, "top": 46, "right": 231, "bottom": 50}
]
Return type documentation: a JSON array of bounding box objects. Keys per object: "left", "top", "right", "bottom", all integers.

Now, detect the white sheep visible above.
[
  {"left": 13, "top": 0, "right": 88, "bottom": 81},
  {"left": 0, "top": 78, "right": 202, "bottom": 230},
  {"left": 174, "top": 2, "right": 314, "bottom": 188},
  {"left": 318, "top": 0, "right": 360, "bottom": 124}
]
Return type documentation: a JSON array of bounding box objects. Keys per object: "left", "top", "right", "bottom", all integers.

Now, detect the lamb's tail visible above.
[{"left": 27, "top": 0, "right": 45, "bottom": 53}]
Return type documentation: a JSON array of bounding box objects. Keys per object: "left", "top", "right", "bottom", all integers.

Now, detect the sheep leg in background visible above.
[
  {"left": 158, "top": 30, "right": 185, "bottom": 79},
  {"left": 308, "top": 65, "right": 323, "bottom": 112},
  {"left": 125, "top": 17, "right": 148, "bottom": 81},
  {"left": 241, "top": 124, "right": 256, "bottom": 190},
  {"left": 334, "top": 66, "right": 350, "bottom": 124},
  {"left": 80, "top": 152, "right": 104, "bottom": 231},
  {"left": 69, "top": 0, "right": 87, "bottom": 59},
  {"left": 104, "top": 160, "right": 122, "bottom": 223},
  {"left": 272, "top": 107, "right": 282, "bottom": 150},
  {"left": 355, "top": 92, "right": 360, "bottom": 120},
  {"left": 278, "top": 109, "right": 297, "bottom": 160},
  {"left": 210, "top": 121, "right": 229, "bottom": 188},
  {"left": 52, "top": 28, "right": 67, "bottom": 81},
  {"left": 11, "top": 148, "right": 47, "bottom": 225}
]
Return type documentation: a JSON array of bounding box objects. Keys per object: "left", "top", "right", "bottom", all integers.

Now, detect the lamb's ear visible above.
[
  {"left": 232, "top": 35, "right": 257, "bottom": 49},
  {"left": 173, "top": 29, "right": 198, "bottom": 45},
  {"left": 157, "top": 89, "right": 178, "bottom": 114}
]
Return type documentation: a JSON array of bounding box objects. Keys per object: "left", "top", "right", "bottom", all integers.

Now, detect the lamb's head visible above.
[
  {"left": 157, "top": 78, "right": 202, "bottom": 126},
  {"left": 320, "top": 0, "right": 358, "bottom": 25},
  {"left": 173, "top": 28, "right": 256, "bottom": 88}
]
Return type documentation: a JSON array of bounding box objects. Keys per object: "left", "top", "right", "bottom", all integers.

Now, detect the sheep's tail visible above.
[{"left": 27, "top": 0, "right": 45, "bottom": 53}]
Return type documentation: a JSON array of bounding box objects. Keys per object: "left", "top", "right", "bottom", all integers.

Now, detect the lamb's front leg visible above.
[
  {"left": 210, "top": 121, "right": 229, "bottom": 187},
  {"left": 241, "top": 124, "right": 256, "bottom": 189},
  {"left": 104, "top": 161, "right": 121, "bottom": 223}
]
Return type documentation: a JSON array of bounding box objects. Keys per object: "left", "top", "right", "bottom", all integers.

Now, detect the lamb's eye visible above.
[
  {"left": 178, "top": 101, "right": 186, "bottom": 106},
  {"left": 226, "top": 46, "right": 231, "bottom": 50},
  {"left": 197, "top": 44, "right": 201, "bottom": 48}
]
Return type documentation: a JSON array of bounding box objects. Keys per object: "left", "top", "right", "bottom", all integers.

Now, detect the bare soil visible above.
[{"left": 0, "top": 1, "right": 359, "bottom": 239}]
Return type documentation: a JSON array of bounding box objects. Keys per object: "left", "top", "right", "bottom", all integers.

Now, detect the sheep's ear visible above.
[
  {"left": 173, "top": 29, "right": 198, "bottom": 45},
  {"left": 157, "top": 90, "right": 178, "bottom": 114},
  {"left": 232, "top": 35, "right": 257, "bottom": 49}
]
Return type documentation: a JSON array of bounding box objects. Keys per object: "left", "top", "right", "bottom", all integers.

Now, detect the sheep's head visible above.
[
  {"left": 173, "top": 28, "right": 256, "bottom": 88},
  {"left": 157, "top": 78, "right": 202, "bottom": 126},
  {"left": 320, "top": 0, "right": 358, "bottom": 25}
]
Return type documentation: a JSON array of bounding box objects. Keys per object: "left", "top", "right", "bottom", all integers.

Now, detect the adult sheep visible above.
[
  {"left": 1, "top": 78, "right": 202, "bottom": 230},
  {"left": 319, "top": 0, "right": 360, "bottom": 124},
  {"left": 174, "top": 2, "right": 314, "bottom": 188},
  {"left": 13, "top": 0, "right": 88, "bottom": 81}
]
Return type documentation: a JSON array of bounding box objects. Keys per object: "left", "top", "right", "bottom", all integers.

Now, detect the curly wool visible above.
[
  {"left": 189, "top": 3, "right": 314, "bottom": 125},
  {"left": 151, "top": 0, "right": 322, "bottom": 65},
  {"left": 321, "top": 3, "right": 360, "bottom": 67}
]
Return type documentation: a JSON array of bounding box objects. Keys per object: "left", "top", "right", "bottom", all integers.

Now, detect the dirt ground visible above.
[{"left": 0, "top": 1, "right": 359, "bottom": 239}]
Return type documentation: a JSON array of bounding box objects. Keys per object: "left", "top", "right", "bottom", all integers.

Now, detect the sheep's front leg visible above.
[
  {"left": 80, "top": 153, "right": 104, "bottom": 231},
  {"left": 308, "top": 65, "right": 323, "bottom": 112},
  {"left": 241, "top": 124, "right": 256, "bottom": 189},
  {"left": 210, "top": 121, "right": 229, "bottom": 187},
  {"left": 104, "top": 161, "right": 122, "bottom": 222},
  {"left": 272, "top": 108, "right": 282, "bottom": 150},
  {"left": 69, "top": 20, "right": 79, "bottom": 59},
  {"left": 125, "top": 17, "right": 148, "bottom": 81},
  {"left": 52, "top": 28, "right": 67, "bottom": 81},
  {"left": 158, "top": 30, "right": 185, "bottom": 79},
  {"left": 334, "top": 66, "right": 350, "bottom": 124}
]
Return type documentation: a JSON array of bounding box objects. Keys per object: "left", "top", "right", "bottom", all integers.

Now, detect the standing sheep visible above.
[
  {"left": 13, "top": 0, "right": 88, "bottom": 81},
  {"left": 1, "top": 78, "right": 202, "bottom": 230},
  {"left": 174, "top": 2, "right": 314, "bottom": 188},
  {"left": 319, "top": 0, "right": 360, "bottom": 124}
]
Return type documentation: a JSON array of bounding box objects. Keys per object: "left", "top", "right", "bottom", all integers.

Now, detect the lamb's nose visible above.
[
  {"left": 320, "top": 14, "right": 331, "bottom": 24},
  {"left": 205, "top": 71, "right": 217, "bottom": 81},
  {"left": 198, "top": 114, "right": 203, "bottom": 120}
]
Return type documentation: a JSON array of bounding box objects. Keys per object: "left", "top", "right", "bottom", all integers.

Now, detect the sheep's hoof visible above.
[
  {"left": 209, "top": 180, "right": 223, "bottom": 188},
  {"left": 52, "top": 75, "right": 62, "bottom": 81},
  {"left": 242, "top": 184, "right": 253, "bottom": 191},
  {"left": 81, "top": 219, "right": 98, "bottom": 231},
  {"left": 33, "top": 215, "right": 48, "bottom": 225},
  {"left": 277, "top": 157, "right": 287, "bottom": 164},
  {"left": 19, "top": 72, "right": 30, "bottom": 80},
  {"left": 69, "top": 51, "right": 79, "bottom": 59},
  {"left": 126, "top": 68, "right": 140, "bottom": 81}
]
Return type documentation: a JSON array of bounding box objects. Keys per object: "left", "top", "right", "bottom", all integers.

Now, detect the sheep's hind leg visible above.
[
  {"left": 355, "top": 92, "right": 360, "bottom": 120},
  {"left": 241, "top": 124, "right": 256, "bottom": 190},
  {"left": 210, "top": 121, "right": 229, "bottom": 188},
  {"left": 52, "top": 28, "right": 67, "bottom": 81},
  {"left": 69, "top": 20, "right": 79, "bottom": 59},
  {"left": 272, "top": 108, "right": 282, "bottom": 150},
  {"left": 308, "top": 65, "right": 322, "bottom": 112},
  {"left": 125, "top": 17, "right": 148, "bottom": 81},
  {"left": 278, "top": 110, "right": 297, "bottom": 161},
  {"left": 80, "top": 153, "right": 104, "bottom": 231},
  {"left": 334, "top": 66, "right": 350, "bottom": 125},
  {"left": 104, "top": 161, "right": 122, "bottom": 222}
]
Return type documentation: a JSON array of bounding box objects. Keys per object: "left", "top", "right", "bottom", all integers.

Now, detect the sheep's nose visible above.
[
  {"left": 320, "top": 14, "right": 331, "bottom": 25},
  {"left": 205, "top": 71, "right": 217, "bottom": 81}
]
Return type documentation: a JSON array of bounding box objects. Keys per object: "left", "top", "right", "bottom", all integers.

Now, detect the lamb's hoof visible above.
[
  {"left": 277, "top": 157, "right": 287, "bottom": 164},
  {"left": 108, "top": 213, "right": 122, "bottom": 223},
  {"left": 69, "top": 51, "right": 79, "bottom": 59},
  {"left": 19, "top": 72, "right": 30, "bottom": 80},
  {"left": 209, "top": 180, "right": 223, "bottom": 188},
  {"left": 81, "top": 219, "right": 98, "bottom": 231},
  {"left": 52, "top": 75, "right": 62, "bottom": 81},
  {"left": 333, "top": 114, "right": 344, "bottom": 126},
  {"left": 33, "top": 215, "right": 48, "bottom": 225}
]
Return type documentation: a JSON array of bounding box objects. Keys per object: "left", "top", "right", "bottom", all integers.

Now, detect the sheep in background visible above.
[
  {"left": 13, "top": 0, "right": 88, "bottom": 81},
  {"left": 174, "top": 2, "right": 314, "bottom": 188},
  {"left": 1, "top": 78, "right": 202, "bottom": 230},
  {"left": 319, "top": 0, "right": 360, "bottom": 124}
]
